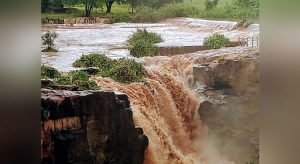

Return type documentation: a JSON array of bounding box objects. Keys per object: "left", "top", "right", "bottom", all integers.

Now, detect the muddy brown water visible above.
[{"left": 41, "top": 18, "right": 259, "bottom": 72}]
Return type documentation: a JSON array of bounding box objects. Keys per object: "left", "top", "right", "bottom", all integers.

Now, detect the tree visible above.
[
  {"left": 41, "top": 0, "right": 50, "bottom": 13},
  {"left": 63, "top": 0, "right": 103, "bottom": 17},
  {"left": 104, "top": 0, "right": 127, "bottom": 13}
]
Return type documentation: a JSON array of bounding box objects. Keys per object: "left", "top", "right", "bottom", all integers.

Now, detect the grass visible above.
[
  {"left": 42, "top": 0, "right": 258, "bottom": 23},
  {"left": 105, "top": 0, "right": 258, "bottom": 23}
]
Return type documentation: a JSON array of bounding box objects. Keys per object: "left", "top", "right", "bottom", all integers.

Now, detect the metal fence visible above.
[{"left": 238, "top": 36, "right": 259, "bottom": 47}]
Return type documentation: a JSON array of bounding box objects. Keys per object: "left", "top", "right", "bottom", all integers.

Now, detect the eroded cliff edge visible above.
[
  {"left": 41, "top": 89, "right": 148, "bottom": 164},
  {"left": 194, "top": 51, "right": 259, "bottom": 163}
]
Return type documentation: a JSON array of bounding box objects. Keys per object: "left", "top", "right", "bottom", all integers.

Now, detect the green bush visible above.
[
  {"left": 203, "top": 33, "right": 230, "bottom": 49},
  {"left": 53, "top": 71, "right": 99, "bottom": 89},
  {"left": 41, "top": 65, "right": 99, "bottom": 90},
  {"left": 108, "top": 59, "right": 146, "bottom": 83},
  {"left": 198, "top": 2, "right": 258, "bottom": 21},
  {"left": 105, "top": 12, "right": 133, "bottom": 24},
  {"left": 132, "top": 6, "right": 160, "bottom": 23},
  {"left": 158, "top": 3, "right": 199, "bottom": 18},
  {"left": 41, "top": 31, "right": 58, "bottom": 52},
  {"left": 41, "top": 65, "right": 60, "bottom": 79},
  {"left": 73, "top": 54, "right": 147, "bottom": 83},
  {"left": 72, "top": 53, "right": 114, "bottom": 70},
  {"left": 127, "top": 29, "right": 162, "bottom": 57},
  {"left": 235, "top": 0, "right": 259, "bottom": 8},
  {"left": 128, "top": 29, "right": 163, "bottom": 46},
  {"left": 129, "top": 39, "right": 159, "bottom": 57},
  {"left": 205, "top": 0, "right": 219, "bottom": 10},
  {"left": 54, "top": 74, "right": 71, "bottom": 85},
  {"left": 68, "top": 71, "right": 98, "bottom": 89}
]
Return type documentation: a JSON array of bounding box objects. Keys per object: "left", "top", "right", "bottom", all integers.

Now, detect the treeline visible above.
[
  {"left": 41, "top": 0, "right": 182, "bottom": 17},
  {"left": 42, "top": 0, "right": 259, "bottom": 22}
]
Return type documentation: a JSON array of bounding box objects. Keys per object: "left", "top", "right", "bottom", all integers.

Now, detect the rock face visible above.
[
  {"left": 41, "top": 89, "right": 148, "bottom": 164},
  {"left": 193, "top": 52, "right": 259, "bottom": 92},
  {"left": 195, "top": 51, "right": 259, "bottom": 164}
]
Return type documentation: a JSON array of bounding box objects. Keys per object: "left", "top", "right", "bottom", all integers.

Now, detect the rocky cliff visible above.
[
  {"left": 193, "top": 51, "right": 259, "bottom": 92},
  {"left": 41, "top": 89, "right": 148, "bottom": 164},
  {"left": 195, "top": 51, "right": 259, "bottom": 163}
]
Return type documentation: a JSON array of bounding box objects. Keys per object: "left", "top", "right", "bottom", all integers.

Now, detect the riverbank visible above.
[{"left": 42, "top": 0, "right": 258, "bottom": 24}]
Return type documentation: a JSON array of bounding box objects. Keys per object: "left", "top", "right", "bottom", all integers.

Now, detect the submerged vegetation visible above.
[
  {"left": 128, "top": 29, "right": 163, "bottom": 57},
  {"left": 41, "top": 31, "right": 58, "bottom": 52},
  {"left": 128, "top": 29, "right": 163, "bottom": 45},
  {"left": 203, "top": 33, "right": 230, "bottom": 49},
  {"left": 73, "top": 53, "right": 146, "bottom": 83}
]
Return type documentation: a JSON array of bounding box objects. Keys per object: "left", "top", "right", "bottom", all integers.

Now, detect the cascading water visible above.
[
  {"left": 92, "top": 47, "right": 256, "bottom": 164},
  {"left": 92, "top": 70, "right": 202, "bottom": 163},
  {"left": 41, "top": 16, "right": 259, "bottom": 163}
]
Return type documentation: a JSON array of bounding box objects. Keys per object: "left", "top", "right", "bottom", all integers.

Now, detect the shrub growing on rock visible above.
[
  {"left": 108, "top": 59, "right": 146, "bottom": 83},
  {"left": 203, "top": 33, "right": 230, "bottom": 49},
  {"left": 129, "top": 39, "right": 159, "bottom": 57},
  {"left": 72, "top": 53, "right": 114, "bottom": 70},
  {"left": 41, "top": 31, "right": 58, "bottom": 52},
  {"left": 68, "top": 71, "right": 98, "bottom": 89},
  {"left": 41, "top": 65, "right": 60, "bottom": 79},
  {"left": 41, "top": 65, "right": 99, "bottom": 89},
  {"left": 73, "top": 54, "right": 146, "bottom": 83}
]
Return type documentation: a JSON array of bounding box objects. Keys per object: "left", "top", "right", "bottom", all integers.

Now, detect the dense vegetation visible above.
[
  {"left": 41, "top": 0, "right": 259, "bottom": 23},
  {"left": 205, "top": 0, "right": 219, "bottom": 10},
  {"left": 203, "top": 33, "right": 230, "bottom": 49},
  {"left": 41, "top": 65, "right": 99, "bottom": 89},
  {"left": 73, "top": 53, "right": 146, "bottom": 83},
  {"left": 41, "top": 65, "right": 60, "bottom": 79},
  {"left": 41, "top": 31, "right": 58, "bottom": 52},
  {"left": 128, "top": 29, "right": 163, "bottom": 57}
]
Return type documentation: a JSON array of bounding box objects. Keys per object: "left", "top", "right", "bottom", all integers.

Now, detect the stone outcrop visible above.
[
  {"left": 196, "top": 51, "right": 259, "bottom": 163},
  {"left": 193, "top": 51, "right": 259, "bottom": 92},
  {"left": 41, "top": 89, "right": 148, "bottom": 164}
]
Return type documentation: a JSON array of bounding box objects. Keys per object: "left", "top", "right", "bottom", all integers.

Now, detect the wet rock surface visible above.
[
  {"left": 41, "top": 88, "right": 148, "bottom": 164},
  {"left": 196, "top": 52, "right": 259, "bottom": 163},
  {"left": 193, "top": 51, "right": 259, "bottom": 92}
]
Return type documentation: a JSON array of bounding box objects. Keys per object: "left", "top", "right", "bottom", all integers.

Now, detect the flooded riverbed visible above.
[{"left": 41, "top": 18, "right": 259, "bottom": 72}]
